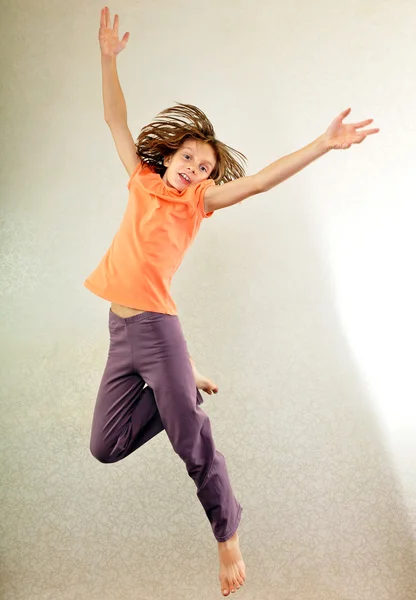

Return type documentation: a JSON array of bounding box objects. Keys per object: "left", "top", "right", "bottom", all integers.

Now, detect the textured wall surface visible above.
[{"left": 1, "top": 1, "right": 415, "bottom": 599}]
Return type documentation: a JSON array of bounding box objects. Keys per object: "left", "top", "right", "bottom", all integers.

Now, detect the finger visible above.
[
  {"left": 338, "top": 141, "right": 352, "bottom": 149},
  {"left": 105, "top": 6, "right": 110, "bottom": 28},
  {"left": 121, "top": 31, "right": 130, "bottom": 48},
  {"left": 339, "top": 107, "right": 351, "bottom": 121},
  {"left": 100, "top": 8, "right": 106, "bottom": 28},
  {"left": 355, "top": 129, "right": 379, "bottom": 142},
  {"left": 113, "top": 13, "right": 119, "bottom": 35},
  {"left": 353, "top": 118, "right": 373, "bottom": 129}
]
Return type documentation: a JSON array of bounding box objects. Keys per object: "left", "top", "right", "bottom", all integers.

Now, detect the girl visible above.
[{"left": 86, "top": 7, "right": 379, "bottom": 597}]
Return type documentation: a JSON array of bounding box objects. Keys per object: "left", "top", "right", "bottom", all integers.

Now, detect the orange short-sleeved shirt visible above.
[{"left": 84, "top": 162, "right": 215, "bottom": 315}]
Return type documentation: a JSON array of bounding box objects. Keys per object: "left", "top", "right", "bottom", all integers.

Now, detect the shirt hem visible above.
[{"left": 84, "top": 279, "right": 178, "bottom": 316}]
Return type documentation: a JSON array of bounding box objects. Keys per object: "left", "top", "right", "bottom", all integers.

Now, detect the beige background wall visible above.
[{"left": 1, "top": 1, "right": 415, "bottom": 599}]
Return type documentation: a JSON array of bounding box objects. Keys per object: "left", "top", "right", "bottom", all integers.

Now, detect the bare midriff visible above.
[{"left": 110, "top": 303, "right": 146, "bottom": 318}]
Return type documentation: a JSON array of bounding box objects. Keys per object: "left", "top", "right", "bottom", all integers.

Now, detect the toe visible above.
[{"left": 220, "top": 577, "right": 230, "bottom": 597}]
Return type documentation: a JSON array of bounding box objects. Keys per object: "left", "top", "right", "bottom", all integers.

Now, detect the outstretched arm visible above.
[
  {"left": 99, "top": 7, "right": 140, "bottom": 176},
  {"left": 204, "top": 108, "right": 379, "bottom": 212}
]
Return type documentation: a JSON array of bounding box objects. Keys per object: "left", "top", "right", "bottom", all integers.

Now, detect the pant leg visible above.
[
  {"left": 90, "top": 310, "right": 165, "bottom": 463},
  {"left": 125, "top": 311, "right": 242, "bottom": 543}
]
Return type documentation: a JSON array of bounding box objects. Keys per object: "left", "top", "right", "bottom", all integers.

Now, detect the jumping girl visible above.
[{"left": 85, "top": 7, "right": 379, "bottom": 596}]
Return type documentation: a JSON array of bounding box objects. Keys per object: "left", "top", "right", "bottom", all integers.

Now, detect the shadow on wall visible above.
[{"left": 177, "top": 180, "right": 416, "bottom": 600}]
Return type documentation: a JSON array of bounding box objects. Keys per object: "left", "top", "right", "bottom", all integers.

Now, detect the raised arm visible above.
[
  {"left": 204, "top": 108, "right": 379, "bottom": 213},
  {"left": 99, "top": 7, "right": 140, "bottom": 176}
]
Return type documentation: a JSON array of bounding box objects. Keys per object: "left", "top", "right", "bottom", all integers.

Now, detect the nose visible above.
[{"left": 187, "top": 163, "right": 196, "bottom": 173}]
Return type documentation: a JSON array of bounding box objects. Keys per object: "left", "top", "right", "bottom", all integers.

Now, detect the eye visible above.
[
  {"left": 200, "top": 165, "right": 207, "bottom": 173},
  {"left": 184, "top": 154, "right": 190, "bottom": 160}
]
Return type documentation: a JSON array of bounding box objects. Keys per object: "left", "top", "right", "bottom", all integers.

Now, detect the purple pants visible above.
[{"left": 90, "top": 309, "right": 242, "bottom": 542}]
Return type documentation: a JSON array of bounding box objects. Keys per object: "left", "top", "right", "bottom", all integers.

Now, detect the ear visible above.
[{"left": 163, "top": 155, "right": 172, "bottom": 167}]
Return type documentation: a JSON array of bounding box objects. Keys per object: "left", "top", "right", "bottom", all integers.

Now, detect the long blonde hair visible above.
[{"left": 136, "top": 103, "right": 246, "bottom": 184}]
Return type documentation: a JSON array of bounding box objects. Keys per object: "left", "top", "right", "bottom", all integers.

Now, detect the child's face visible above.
[{"left": 162, "top": 139, "right": 216, "bottom": 191}]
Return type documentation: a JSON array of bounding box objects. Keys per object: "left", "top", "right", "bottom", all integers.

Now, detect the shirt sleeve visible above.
[
  {"left": 196, "top": 179, "right": 216, "bottom": 219},
  {"left": 127, "top": 161, "right": 145, "bottom": 190}
]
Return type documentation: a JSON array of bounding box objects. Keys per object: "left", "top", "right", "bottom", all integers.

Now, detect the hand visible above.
[
  {"left": 324, "top": 108, "right": 379, "bottom": 150},
  {"left": 189, "top": 356, "right": 218, "bottom": 395},
  {"left": 99, "top": 6, "right": 130, "bottom": 57}
]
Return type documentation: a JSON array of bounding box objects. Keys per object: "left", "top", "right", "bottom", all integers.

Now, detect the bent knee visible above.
[{"left": 90, "top": 438, "right": 118, "bottom": 464}]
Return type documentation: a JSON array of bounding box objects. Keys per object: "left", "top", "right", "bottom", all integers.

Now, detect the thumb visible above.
[
  {"left": 339, "top": 107, "right": 351, "bottom": 121},
  {"left": 121, "top": 31, "right": 130, "bottom": 48}
]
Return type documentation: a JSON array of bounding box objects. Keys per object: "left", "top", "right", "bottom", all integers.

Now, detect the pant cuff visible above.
[{"left": 214, "top": 503, "right": 243, "bottom": 543}]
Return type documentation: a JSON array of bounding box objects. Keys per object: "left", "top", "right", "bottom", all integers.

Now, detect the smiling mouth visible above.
[{"left": 179, "top": 173, "right": 191, "bottom": 183}]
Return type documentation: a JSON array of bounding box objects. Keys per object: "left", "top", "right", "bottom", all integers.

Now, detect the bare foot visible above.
[
  {"left": 218, "top": 532, "right": 246, "bottom": 596},
  {"left": 190, "top": 359, "right": 218, "bottom": 395}
]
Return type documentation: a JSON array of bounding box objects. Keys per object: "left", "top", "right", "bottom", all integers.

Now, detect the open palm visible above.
[
  {"left": 325, "top": 108, "right": 379, "bottom": 150},
  {"left": 99, "top": 7, "right": 129, "bottom": 57}
]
